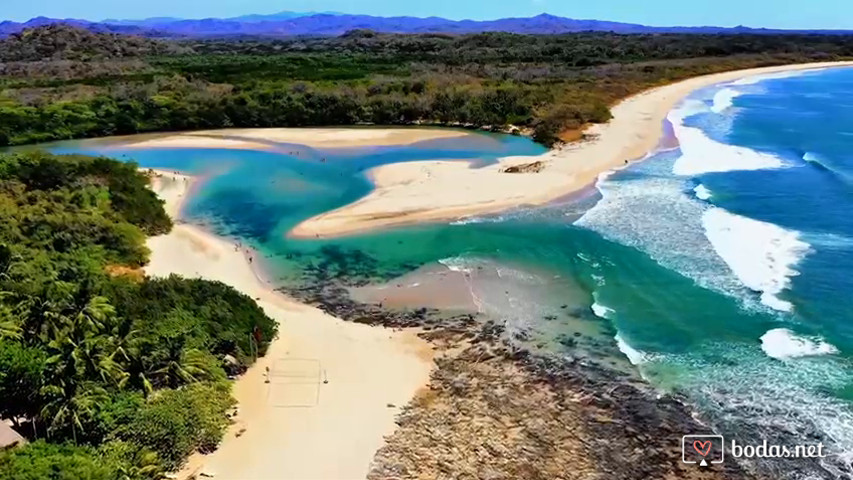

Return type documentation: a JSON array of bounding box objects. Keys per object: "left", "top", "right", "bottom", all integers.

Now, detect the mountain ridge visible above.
[{"left": 2, "top": 12, "right": 851, "bottom": 38}]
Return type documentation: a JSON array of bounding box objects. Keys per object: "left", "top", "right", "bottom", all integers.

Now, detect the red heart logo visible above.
[{"left": 693, "top": 440, "right": 712, "bottom": 457}]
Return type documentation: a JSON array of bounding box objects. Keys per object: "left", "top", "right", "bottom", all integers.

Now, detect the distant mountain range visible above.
[
  {"left": 101, "top": 11, "right": 342, "bottom": 26},
  {"left": 2, "top": 12, "right": 851, "bottom": 38}
]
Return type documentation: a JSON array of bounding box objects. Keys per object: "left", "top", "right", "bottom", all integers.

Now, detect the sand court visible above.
[{"left": 266, "top": 358, "right": 323, "bottom": 408}]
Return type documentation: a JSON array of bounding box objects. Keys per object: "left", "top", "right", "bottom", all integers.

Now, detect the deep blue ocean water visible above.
[
  {"left": 45, "top": 68, "right": 853, "bottom": 478},
  {"left": 579, "top": 67, "right": 853, "bottom": 477}
]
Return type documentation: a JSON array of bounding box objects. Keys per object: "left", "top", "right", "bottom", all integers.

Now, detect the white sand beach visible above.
[
  {"left": 289, "top": 61, "right": 853, "bottom": 238},
  {"left": 144, "top": 171, "right": 434, "bottom": 480},
  {"left": 125, "top": 127, "right": 470, "bottom": 151}
]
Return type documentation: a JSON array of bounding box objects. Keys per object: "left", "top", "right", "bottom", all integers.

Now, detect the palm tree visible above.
[
  {"left": 72, "top": 295, "right": 115, "bottom": 333},
  {"left": 15, "top": 294, "right": 58, "bottom": 343},
  {"left": 115, "top": 447, "right": 165, "bottom": 480},
  {"left": 74, "top": 334, "right": 126, "bottom": 384},
  {"left": 116, "top": 339, "right": 155, "bottom": 397},
  {"left": 45, "top": 294, "right": 126, "bottom": 384},
  {"left": 105, "top": 316, "right": 137, "bottom": 367},
  {"left": 38, "top": 295, "right": 124, "bottom": 443},
  {"left": 151, "top": 335, "right": 212, "bottom": 389},
  {"left": 40, "top": 382, "right": 107, "bottom": 444}
]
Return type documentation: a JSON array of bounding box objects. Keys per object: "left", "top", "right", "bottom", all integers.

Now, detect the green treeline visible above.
[
  {"left": 0, "top": 152, "right": 277, "bottom": 479},
  {"left": 2, "top": 26, "right": 853, "bottom": 147}
]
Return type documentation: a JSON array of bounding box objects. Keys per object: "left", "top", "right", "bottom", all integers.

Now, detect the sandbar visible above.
[
  {"left": 125, "top": 127, "right": 470, "bottom": 151},
  {"left": 290, "top": 61, "right": 853, "bottom": 238}
]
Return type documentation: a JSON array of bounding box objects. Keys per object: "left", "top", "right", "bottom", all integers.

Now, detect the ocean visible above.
[{"left": 48, "top": 67, "right": 853, "bottom": 478}]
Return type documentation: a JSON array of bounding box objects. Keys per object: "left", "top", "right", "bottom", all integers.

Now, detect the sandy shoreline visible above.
[
  {"left": 123, "top": 127, "right": 470, "bottom": 151},
  {"left": 289, "top": 61, "right": 853, "bottom": 238},
  {"left": 144, "top": 171, "right": 434, "bottom": 480}
]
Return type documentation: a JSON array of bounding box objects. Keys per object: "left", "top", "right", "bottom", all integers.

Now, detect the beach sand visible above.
[
  {"left": 124, "top": 127, "right": 470, "bottom": 151},
  {"left": 144, "top": 171, "right": 435, "bottom": 480},
  {"left": 289, "top": 61, "right": 853, "bottom": 238}
]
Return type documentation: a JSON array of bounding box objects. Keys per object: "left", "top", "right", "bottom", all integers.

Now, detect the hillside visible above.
[
  {"left": 0, "top": 24, "right": 187, "bottom": 61},
  {"left": 1, "top": 25, "right": 853, "bottom": 147}
]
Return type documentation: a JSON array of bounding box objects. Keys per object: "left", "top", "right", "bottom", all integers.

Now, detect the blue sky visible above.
[{"left": 4, "top": 0, "right": 852, "bottom": 29}]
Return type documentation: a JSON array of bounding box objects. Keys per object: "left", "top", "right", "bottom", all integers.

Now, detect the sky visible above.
[{"left": 3, "top": 0, "right": 852, "bottom": 30}]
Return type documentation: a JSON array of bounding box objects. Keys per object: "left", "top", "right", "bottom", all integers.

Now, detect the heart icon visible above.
[{"left": 693, "top": 440, "right": 712, "bottom": 457}]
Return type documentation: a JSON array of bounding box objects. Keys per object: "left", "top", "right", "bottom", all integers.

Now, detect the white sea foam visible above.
[
  {"left": 710, "top": 87, "right": 740, "bottom": 113},
  {"left": 760, "top": 328, "right": 839, "bottom": 359},
  {"left": 576, "top": 158, "right": 756, "bottom": 309},
  {"left": 438, "top": 256, "right": 476, "bottom": 274},
  {"left": 693, "top": 184, "right": 712, "bottom": 200},
  {"left": 591, "top": 302, "right": 615, "bottom": 319},
  {"left": 450, "top": 216, "right": 487, "bottom": 225},
  {"left": 669, "top": 99, "right": 788, "bottom": 176},
  {"left": 803, "top": 151, "right": 820, "bottom": 163},
  {"left": 656, "top": 341, "right": 853, "bottom": 477},
  {"left": 438, "top": 256, "right": 485, "bottom": 313},
  {"left": 495, "top": 265, "right": 540, "bottom": 282},
  {"left": 577, "top": 151, "right": 813, "bottom": 314},
  {"left": 615, "top": 334, "right": 646, "bottom": 365},
  {"left": 732, "top": 69, "right": 818, "bottom": 87},
  {"left": 702, "top": 207, "right": 811, "bottom": 312}
]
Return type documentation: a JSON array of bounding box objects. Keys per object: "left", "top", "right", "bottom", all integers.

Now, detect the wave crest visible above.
[
  {"left": 711, "top": 87, "right": 740, "bottom": 113},
  {"left": 669, "top": 100, "right": 788, "bottom": 176},
  {"left": 693, "top": 183, "right": 712, "bottom": 200},
  {"left": 760, "top": 328, "right": 839, "bottom": 359},
  {"left": 614, "top": 334, "right": 647, "bottom": 365},
  {"left": 702, "top": 207, "right": 811, "bottom": 312}
]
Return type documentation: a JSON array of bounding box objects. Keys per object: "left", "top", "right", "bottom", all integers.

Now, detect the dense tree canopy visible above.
[
  {"left": 0, "top": 152, "right": 277, "bottom": 478},
  {"left": 2, "top": 26, "right": 852, "bottom": 147}
]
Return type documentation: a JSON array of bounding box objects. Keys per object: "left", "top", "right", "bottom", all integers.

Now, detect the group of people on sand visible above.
[{"left": 235, "top": 242, "right": 254, "bottom": 263}]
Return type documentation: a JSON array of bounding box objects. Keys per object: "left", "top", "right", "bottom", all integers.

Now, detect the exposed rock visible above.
[
  {"left": 368, "top": 335, "right": 754, "bottom": 480},
  {"left": 501, "top": 160, "right": 546, "bottom": 173}
]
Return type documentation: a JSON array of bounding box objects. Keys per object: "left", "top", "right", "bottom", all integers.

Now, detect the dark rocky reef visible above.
[
  {"left": 278, "top": 245, "right": 758, "bottom": 479},
  {"left": 368, "top": 334, "right": 754, "bottom": 480}
]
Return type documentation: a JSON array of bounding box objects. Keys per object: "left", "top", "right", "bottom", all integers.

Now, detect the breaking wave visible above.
[
  {"left": 760, "top": 328, "right": 839, "bottom": 359},
  {"left": 649, "top": 340, "right": 853, "bottom": 478},
  {"left": 702, "top": 207, "right": 811, "bottom": 312},
  {"left": 711, "top": 87, "right": 740, "bottom": 113},
  {"left": 669, "top": 99, "right": 789, "bottom": 176},
  {"left": 693, "top": 183, "right": 712, "bottom": 200},
  {"left": 576, "top": 156, "right": 767, "bottom": 312},
  {"left": 614, "top": 333, "right": 647, "bottom": 365},
  {"left": 591, "top": 302, "right": 615, "bottom": 319}
]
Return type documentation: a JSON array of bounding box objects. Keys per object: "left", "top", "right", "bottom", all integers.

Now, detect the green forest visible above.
[
  {"left": 2, "top": 25, "right": 853, "bottom": 147},
  {"left": 0, "top": 151, "right": 277, "bottom": 479}
]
